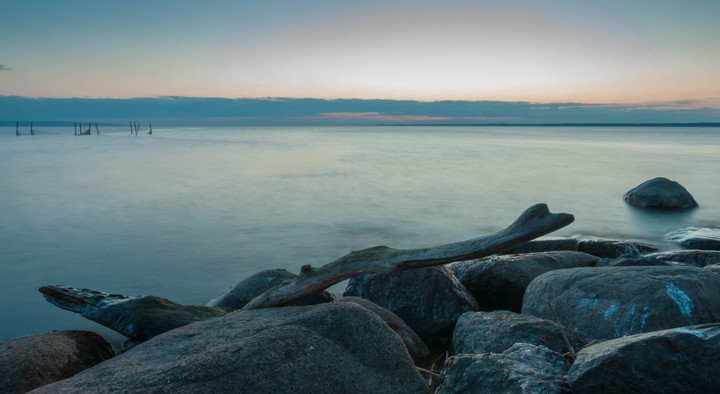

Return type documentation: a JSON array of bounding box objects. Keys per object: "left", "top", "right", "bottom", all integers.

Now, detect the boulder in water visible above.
[
  {"left": 623, "top": 177, "right": 698, "bottom": 209},
  {"left": 665, "top": 227, "right": 720, "bottom": 251}
]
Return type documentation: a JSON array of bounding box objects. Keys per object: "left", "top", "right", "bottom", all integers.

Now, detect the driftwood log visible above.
[
  {"left": 39, "top": 203, "right": 572, "bottom": 340},
  {"left": 242, "top": 203, "right": 573, "bottom": 310}
]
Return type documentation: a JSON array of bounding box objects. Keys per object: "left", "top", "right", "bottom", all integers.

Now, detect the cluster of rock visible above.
[{"left": 3, "top": 177, "right": 720, "bottom": 393}]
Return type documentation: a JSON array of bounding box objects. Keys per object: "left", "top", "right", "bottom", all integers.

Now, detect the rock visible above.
[
  {"left": 343, "top": 266, "right": 478, "bottom": 343},
  {"left": 439, "top": 343, "right": 570, "bottom": 394},
  {"left": 452, "top": 311, "right": 584, "bottom": 356},
  {"left": 568, "top": 324, "right": 720, "bottom": 393},
  {"left": 623, "top": 177, "right": 698, "bottom": 209},
  {"left": 39, "top": 285, "right": 229, "bottom": 341},
  {"left": 0, "top": 330, "right": 114, "bottom": 394},
  {"left": 449, "top": 251, "right": 598, "bottom": 312},
  {"left": 33, "top": 303, "right": 430, "bottom": 393},
  {"left": 594, "top": 256, "right": 675, "bottom": 267},
  {"left": 335, "top": 296, "right": 430, "bottom": 363},
  {"left": 501, "top": 237, "right": 579, "bottom": 254},
  {"left": 206, "top": 268, "right": 335, "bottom": 310},
  {"left": 575, "top": 236, "right": 658, "bottom": 258},
  {"left": 644, "top": 250, "right": 720, "bottom": 267},
  {"left": 665, "top": 227, "right": 720, "bottom": 251},
  {"left": 522, "top": 266, "right": 720, "bottom": 342}
]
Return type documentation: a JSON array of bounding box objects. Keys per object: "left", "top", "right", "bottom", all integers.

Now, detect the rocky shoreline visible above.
[{"left": 3, "top": 177, "right": 720, "bottom": 393}]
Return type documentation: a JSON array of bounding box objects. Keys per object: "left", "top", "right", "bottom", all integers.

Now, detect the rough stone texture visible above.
[
  {"left": 522, "top": 266, "right": 720, "bottom": 342},
  {"left": 33, "top": 303, "right": 430, "bottom": 394},
  {"left": 343, "top": 265, "right": 478, "bottom": 342},
  {"left": 449, "top": 251, "right": 598, "bottom": 312},
  {"left": 665, "top": 227, "right": 720, "bottom": 251},
  {"left": 569, "top": 324, "right": 720, "bottom": 393},
  {"left": 439, "top": 343, "right": 570, "bottom": 394},
  {"left": 645, "top": 250, "right": 720, "bottom": 267},
  {"left": 501, "top": 237, "right": 579, "bottom": 255},
  {"left": 452, "top": 311, "right": 584, "bottom": 356},
  {"left": 206, "top": 268, "right": 335, "bottom": 309},
  {"left": 1, "top": 330, "right": 114, "bottom": 394},
  {"left": 623, "top": 177, "right": 698, "bottom": 209},
  {"left": 335, "top": 296, "right": 430, "bottom": 363},
  {"left": 594, "top": 256, "right": 675, "bottom": 267},
  {"left": 575, "top": 236, "right": 658, "bottom": 258}
]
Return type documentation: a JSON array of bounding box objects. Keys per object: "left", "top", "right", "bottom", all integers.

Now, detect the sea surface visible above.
[{"left": 1, "top": 125, "right": 719, "bottom": 343}]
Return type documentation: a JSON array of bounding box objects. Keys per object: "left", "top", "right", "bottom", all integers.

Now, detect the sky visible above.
[{"left": 2, "top": 0, "right": 720, "bottom": 123}]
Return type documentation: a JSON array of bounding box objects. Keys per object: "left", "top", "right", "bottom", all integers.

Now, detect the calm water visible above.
[{"left": 1, "top": 125, "right": 719, "bottom": 342}]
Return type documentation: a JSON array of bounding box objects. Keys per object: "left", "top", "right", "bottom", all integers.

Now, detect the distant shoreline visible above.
[{"left": 2, "top": 121, "right": 720, "bottom": 128}]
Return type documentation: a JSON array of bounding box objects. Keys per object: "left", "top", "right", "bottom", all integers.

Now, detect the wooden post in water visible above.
[
  {"left": 75, "top": 122, "right": 77, "bottom": 136},
  {"left": 16, "top": 121, "right": 20, "bottom": 136},
  {"left": 148, "top": 122, "right": 152, "bottom": 135},
  {"left": 95, "top": 123, "right": 99, "bottom": 135},
  {"left": 129, "top": 121, "right": 133, "bottom": 134},
  {"left": 30, "top": 122, "right": 34, "bottom": 136}
]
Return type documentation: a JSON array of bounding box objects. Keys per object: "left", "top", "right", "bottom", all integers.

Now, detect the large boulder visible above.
[
  {"left": 343, "top": 266, "right": 478, "bottom": 342},
  {"left": 575, "top": 236, "right": 658, "bottom": 258},
  {"left": 206, "top": 268, "right": 335, "bottom": 309},
  {"left": 34, "top": 303, "right": 430, "bottom": 393},
  {"left": 665, "top": 228, "right": 720, "bottom": 251},
  {"left": 439, "top": 343, "right": 570, "bottom": 394},
  {"left": 1, "top": 331, "right": 114, "bottom": 394},
  {"left": 450, "top": 251, "right": 598, "bottom": 312},
  {"left": 623, "top": 177, "right": 698, "bottom": 209},
  {"left": 568, "top": 324, "right": 720, "bottom": 393},
  {"left": 522, "top": 266, "right": 720, "bottom": 341},
  {"left": 335, "top": 296, "right": 429, "bottom": 363},
  {"left": 452, "top": 311, "right": 583, "bottom": 356},
  {"left": 644, "top": 250, "right": 720, "bottom": 267}
]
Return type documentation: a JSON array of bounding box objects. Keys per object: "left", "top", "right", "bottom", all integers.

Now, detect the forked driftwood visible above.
[{"left": 242, "top": 203, "right": 573, "bottom": 310}]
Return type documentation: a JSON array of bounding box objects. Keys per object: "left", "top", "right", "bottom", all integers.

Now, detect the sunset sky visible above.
[{"left": 2, "top": 0, "right": 720, "bottom": 117}]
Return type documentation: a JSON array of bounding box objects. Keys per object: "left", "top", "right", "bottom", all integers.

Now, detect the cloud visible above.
[
  {"left": 1, "top": 96, "right": 719, "bottom": 125},
  {"left": 0, "top": 65, "right": 11, "bottom": 71}
]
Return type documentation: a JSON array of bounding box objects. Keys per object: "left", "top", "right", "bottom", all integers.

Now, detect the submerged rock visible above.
[
  {"left": 206, "top": 268, "right": 335, "bottom": 310},
  {"left": 439, "top": 343, "right": 570, "bottom": 394},
  {"left": 665, "top": 227, "right": 720, "bottom": 251},
  {"left": 644, "top": 250, "right": 720, "bottom": 267},
  {"left": 623, "top": 177, "right": 698, "bottom": 209},
  {"left": 344, "top": 266, "right": 478, "bottom": 343},
  {"left": 452, "top": 310, "right": 584, "bottom": 356},
  {"left": 450, "top": 251, "right": 597, "bottom": 312},
  {"left": 569, "top": 324, "right": 720, "bottom": 393},
  {"left": 522, "top": 266, "right": 720, "bottom": 342},
  {"left": 0, "top": 330, "right": 114, "bottom": 394},
  {"left": 34, "top": 303, "right": 430, "bottom": 393},
  {"left": 575, "top": 236, "right": 658, "bottom": 258}
]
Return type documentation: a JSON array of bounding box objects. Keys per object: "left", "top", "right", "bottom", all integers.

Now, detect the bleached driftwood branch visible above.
[{"left": 243, "top": 203, "right": 573, "bottom": 310}]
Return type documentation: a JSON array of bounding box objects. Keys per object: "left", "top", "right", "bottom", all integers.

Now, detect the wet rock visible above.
[
  {"left": 568, "top": 324, "right": 720, "bottom": 393},
  {"left": 335, "top": 296, "right": 429, "bottom": 363},
  {"left": 0, "top": 330, "right": 114, "bottom": 394},
  {"left": 665, "top": 227, "right": 720, "bottom": 251},
  {"left": 439, "top": 343, "right": 570, "bottom": 394},
  {"left": 575, "top": 236, "right": 658, "bottom": 258},
  {"left": 644, "top": 250, "right": 720, "bottom": 267},
  {"left": 343, "top": 266, "right": 478, "bottom": 342},
  {"left": 206, "top": 268, "right": 336, "bottom": 310},
  {"left": 501, "top": 237, "right": 579, "bottom": 254},
  {"left": 34, "top": 303, "right": 430, "bottom": 394},
  {"left": 450, "top": 251, "right": 598, "bottom": 312},
  {"left": 452, "top": 311, "right": 584, "bottom": 356},
  {"left": 623, "top": 177, "right": 698, "bottom": 209},
  {"left": 522, "top": 266, "right": 720, "bottom": 342},
  {"left": 594, "top": 256, "right": 675, "bottom": 267}
]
